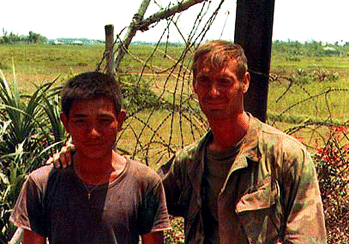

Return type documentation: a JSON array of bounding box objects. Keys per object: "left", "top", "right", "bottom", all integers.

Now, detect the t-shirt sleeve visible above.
[
  {"left": 10, "top": 176, "right": 48, "bottom": 237},
  {"left": 137, "top": 177, "right": 171, "bottom": 234}
]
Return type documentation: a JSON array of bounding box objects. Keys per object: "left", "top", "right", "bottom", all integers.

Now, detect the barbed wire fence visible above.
[
  {"left": 268, "top": 74, "right": 349, "bottom": 243},
  {"left": 98, "top": 0, "right": 349, "bottom": 163},
  {"left": 96, "top": 0, "right": 229, "bottom": 168},
  {"left": 8, "top": 1, "right": 229, "bottom": 243},
  {"left": 97, "top": 0, "right": 349, "bottom": 242},
  {"left": 108, "top": 1, "right": 349, "bottom": 241}
]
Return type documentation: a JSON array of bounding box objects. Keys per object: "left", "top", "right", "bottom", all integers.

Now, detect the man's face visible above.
[
  {"left": 193, "top": 60, "right": 250, "bottom": 120},
  {"left": 61, "top": 97, "right": 125, "bottom": 160}
]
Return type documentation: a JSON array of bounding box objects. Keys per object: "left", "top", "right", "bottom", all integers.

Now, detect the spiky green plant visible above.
[
  {"left": 0, "top": 67, "right": 66, "bottom": 157},
  {"left": 1, "top": 70, "right": 50, "bottom": 153},
  {"left": 0, "top": 67, "right": 66, "bottom": 242},
  {"left": 0, "top": 144, "right": 27, "bottom": 242},
  {"left": 40, "top": 85, "right": 65, "bottom": 143}
]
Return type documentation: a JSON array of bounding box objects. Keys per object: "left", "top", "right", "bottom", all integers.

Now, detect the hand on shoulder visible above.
[{"left": 46, "top": 143, "right": 75, "bottom": 169}]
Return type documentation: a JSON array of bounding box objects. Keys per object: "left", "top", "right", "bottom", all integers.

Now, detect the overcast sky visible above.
[{"left": 1, "top": 0, "right": 347, "bottom": 44}]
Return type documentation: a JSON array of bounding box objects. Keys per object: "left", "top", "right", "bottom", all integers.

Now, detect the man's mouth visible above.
[
  {"left": 205, "top": 100, "right": 227, "bottom": 106},
  {"left": 84, "top": 141, "right": 104, "bottom": 146}
]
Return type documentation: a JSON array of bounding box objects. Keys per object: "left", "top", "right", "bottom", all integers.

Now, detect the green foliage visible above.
[
  {"left": 119, "top": 74, "right": 165, "bottom": 113},
  {"left": 0, "top": 29, "right": 47, "bottom": 44},
  {"left": 0, "top": 44, "right": 104, "bottom": 77},
  {"left": 273, "top": 40, "right": 343, "bottom": 57},
  {"left": 285, "top": 56, "right": 301, "bottom": 62},
  {"left": 165, "top": 217, "right": 185, "bottom": 243},
  {"left": 268, "top": 68, "right": 347, "bottom": 124},
  {"left": 311, "top": 68, "right": 340, "bottom": 82},
  {"left": 282, "top": 68, "right": 339, "bottom": 86},
  {"left": 286, "top": 69, "right": 312, "bottom": 84},
  {"left": 0, "top": 68, "right": 66, "bottom": 242},
  {"left": 0, "top": 161, "right": 26, "bottom": 242},
  {"left": 0, "top": 68, "right": 63, "bottom": 156},
  {"left": 313, "top": 125, "right": 349, "bottom": 243}
]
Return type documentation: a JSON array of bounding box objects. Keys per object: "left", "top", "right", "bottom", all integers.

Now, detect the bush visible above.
[
  {"left": 286, "top": 56, "right": 301, "bottom": 62},
  {"left": 119, "top": 74, "right": 165, "bottom": 113},
  {"left": 313, "top": 125, "right": 349, "bottom": 243},
  {"left": 0, "top": 69, "right": 65, "bottom": 242},
  {"left": 311, "top": 68, "right": 340, "bottom": 82},
  {"left": 283, "top": 68, "right": 339, "bottom": 85},
  {"left": 284, "top": 69, "right": 312, "bottom": 84},
  {"left": 165, "top": 217, "right": 185, "bottom": 243}
]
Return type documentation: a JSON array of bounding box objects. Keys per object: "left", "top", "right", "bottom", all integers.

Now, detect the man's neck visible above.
[
  {"left": 207, "top": 111, "right": 250, "bottom": 152},
  {"left": 73, "top": 151, "right": 126, "bottom": 184}
]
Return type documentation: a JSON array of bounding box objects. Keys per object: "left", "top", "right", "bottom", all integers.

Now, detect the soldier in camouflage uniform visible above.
[{"left": 159, "top": 40, "right": 326, "bottom": 243}]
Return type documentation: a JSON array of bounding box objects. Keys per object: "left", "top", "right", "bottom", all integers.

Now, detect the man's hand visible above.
[
  {"left": 46, "top": 143, "right": 75, "bottom": 169},
  {"left": 141, "top": 231, "right": 164, "bottom": 244},
  {"left": 23, "top": 229, "right": 46, "bottom": 244}
]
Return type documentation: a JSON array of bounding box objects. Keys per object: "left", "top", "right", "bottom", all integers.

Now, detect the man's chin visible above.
[
  {"left": 77, "top": 146, "right": 111, "bottom": 158},
  {"left": 203, "top": 109, "right": 230, "bottom": 119}
]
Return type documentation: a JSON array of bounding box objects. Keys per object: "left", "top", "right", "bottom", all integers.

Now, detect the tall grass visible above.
[
  {"left": 0, "top": 67, "right": 66, "bottom": 242},
  {"left": 268, "top": 53, "right": 349, "bottom": 124}
]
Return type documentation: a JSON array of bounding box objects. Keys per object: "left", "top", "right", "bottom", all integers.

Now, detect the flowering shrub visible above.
[
  {"left": 165, "top": 216, "right": 185, "bottom": 243},
  {"left": 313, "top": 125, "right": 349, "bottom": 243}
]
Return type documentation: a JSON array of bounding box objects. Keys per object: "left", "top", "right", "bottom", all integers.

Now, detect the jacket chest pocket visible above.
[{"left": 236, "top": 180, "right": 283, "bottom": 244}]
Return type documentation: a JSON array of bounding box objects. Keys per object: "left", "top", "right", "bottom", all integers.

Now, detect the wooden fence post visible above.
[
  {"left": 234, "top": 0, "right": 275, "bottom": 122},
  {"left": 115, "top": 0, "right": 151, "bottom": 72},
  {"left": 114, "top": 0, "right": 205, "bottom": 72},
  {"left": 105, "top": 24, "right": 115, "bottom": 76}
]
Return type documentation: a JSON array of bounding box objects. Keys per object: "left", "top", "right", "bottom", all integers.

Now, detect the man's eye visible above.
[
  {"left": 100, "top": 118, "right": 113, "bottom": 124},
  {"left": 75, "top": 119, "right": 86, "bottom": 124},
  {"left": 198, "top": 78, "right": 210, "bottom": 84},
  {"left": 220, "top": 78, "right": 232, "bottom": 85}
]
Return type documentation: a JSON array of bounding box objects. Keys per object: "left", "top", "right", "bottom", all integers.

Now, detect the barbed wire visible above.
[{"left": 96, "top": 0, "right": 349, "bottom": 169}]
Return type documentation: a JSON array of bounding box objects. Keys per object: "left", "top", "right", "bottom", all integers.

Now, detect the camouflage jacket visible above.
[{"left": 160, "top": 116, "right": 326, "bottom": 244}]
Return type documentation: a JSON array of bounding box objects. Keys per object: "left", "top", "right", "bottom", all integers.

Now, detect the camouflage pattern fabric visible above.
[{"left": 160, "top": 115, "right": 327, "bottom": 244}]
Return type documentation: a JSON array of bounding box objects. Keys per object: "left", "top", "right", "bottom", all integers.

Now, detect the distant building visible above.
[
  {"left": 53, "top": 40, "right": 63, "bottom": 45},
  {"left": 323, "top": 46, "right": 336, "bottom": 51},
  {"left": 73, "top": 40, "right": 83, "bottom": 45},
  {"left": 323, "top": 46, "right": 340, "bottom": 55}
]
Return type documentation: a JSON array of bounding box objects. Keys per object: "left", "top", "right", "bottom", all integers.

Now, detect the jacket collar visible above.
[{"left": 187, "top": 115, "right": 262, "bottom": 192}]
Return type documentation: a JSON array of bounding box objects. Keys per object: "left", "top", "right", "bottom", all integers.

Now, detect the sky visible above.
[{"left": 1, "top": 0, "right": 348, "bottom": 44}]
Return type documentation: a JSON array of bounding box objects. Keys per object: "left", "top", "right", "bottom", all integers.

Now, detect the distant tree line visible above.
[
  {"left": 272, "top": 39, "right": 349, "bottom": 56},
  {"left": 0, "top": 29, "right": 47, "bottom": 44},
  {"left": 2, "top": 28, "right": 349, "bottom": 57}
]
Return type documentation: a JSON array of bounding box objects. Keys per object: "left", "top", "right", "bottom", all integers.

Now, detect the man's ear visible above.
[
  {"left": 242, "top": 72, "right": 250, "bottom": 94},
  {"left": 117, "top": 109, "right": 126, "bottom": 132},
  {"left": 192, "top": 77, "right": 198, "bottom": 94},
  {"left": 60, "top": 113, "right": 70, "bottom": 134}
]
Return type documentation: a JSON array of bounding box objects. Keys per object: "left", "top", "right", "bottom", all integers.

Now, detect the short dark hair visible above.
[
  {"left": 192, "top": 40, "right": 248, "bottom": 81},
  {"left": 61, "top": 72, "right": 123, "bottom": 117}
]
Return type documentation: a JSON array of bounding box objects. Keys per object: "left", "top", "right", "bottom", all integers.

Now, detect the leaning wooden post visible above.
[
  {"left": 114, "top": 0, "right": 204, "bottom": 72},
  {"left": 105, "top": 24, "right": 115, "bottom": 76},
  {"left": 115, "top": 0, "right": 151, "bottom": 72},
  {"left": 234, "top": 0, "right": 275, "bottom": 122}
]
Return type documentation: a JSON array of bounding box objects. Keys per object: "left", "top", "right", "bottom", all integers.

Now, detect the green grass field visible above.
[
  {"left": 2, "top": 44, "right": 348, "bottom": 118},
  {"left": 269, "top": 53, "right": 349, "bottom": 119},
  {"left": 1, "top": 43, "right": 349, "bottom": 154}
]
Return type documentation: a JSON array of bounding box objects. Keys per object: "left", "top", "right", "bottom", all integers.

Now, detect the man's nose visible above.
[
  {"left": 88, "top": 124, "right": 101, "bottom": 137},
  {"left": 209, "top": 82, "right": 220, "bottom": 97}
]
